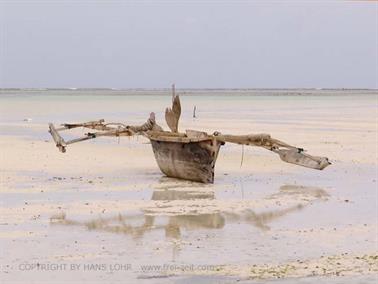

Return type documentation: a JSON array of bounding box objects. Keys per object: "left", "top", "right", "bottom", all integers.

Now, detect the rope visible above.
[{"left": 240, "top": 145, "right": 244, "bottom": 168}]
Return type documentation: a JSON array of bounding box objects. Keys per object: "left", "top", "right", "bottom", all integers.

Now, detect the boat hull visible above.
[{"left": 150, "top": 139, "right": 222, "bottom": 183}]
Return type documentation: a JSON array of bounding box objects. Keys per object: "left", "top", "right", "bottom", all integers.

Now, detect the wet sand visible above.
[{"left": 0, "top": 90, "right": 377, "bottom": 283}]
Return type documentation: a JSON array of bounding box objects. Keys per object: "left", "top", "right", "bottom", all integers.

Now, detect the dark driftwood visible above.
[{"left": 48, "top": 93, "right": 331, "bottom": 183}]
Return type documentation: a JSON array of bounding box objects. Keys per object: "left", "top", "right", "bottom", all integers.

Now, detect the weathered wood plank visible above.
[
  {"left": 165, "top": 95, "right": 181, "bottom": 133},
  {"left": 48, "top": 123, "right": 67, "bottom": 153},
  {"left": 273, "top": 148, "right": 331, "bottom": 170}
]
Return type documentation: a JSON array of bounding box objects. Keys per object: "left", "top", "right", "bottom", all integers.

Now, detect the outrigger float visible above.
[{"left": 48, "top": 90, "right": 331, "bottom": 183}]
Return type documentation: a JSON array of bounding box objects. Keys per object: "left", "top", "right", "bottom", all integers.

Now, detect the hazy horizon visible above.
[
  {"left": 0, "top": 0, "right": 377, "bottom": 89},
  {"left": 0, "top": 87, "right": 378, "bottom": 90}
]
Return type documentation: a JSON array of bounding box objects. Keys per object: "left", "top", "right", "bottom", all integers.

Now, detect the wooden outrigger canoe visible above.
[
  {"left": 48, "top": 89, "right": 331, "bottom": 183},
  {"left": 149, "top": 133, "right": 223, "bottom": 183}
]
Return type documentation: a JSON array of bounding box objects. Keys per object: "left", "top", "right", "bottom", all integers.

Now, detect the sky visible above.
[{"left": 0, "top": 0, "right": 377, "bottom": 89}]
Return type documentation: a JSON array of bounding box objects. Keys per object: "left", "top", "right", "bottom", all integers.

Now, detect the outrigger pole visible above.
[{"left": 49, "top": 94, "right": 330, "bottom": 182}]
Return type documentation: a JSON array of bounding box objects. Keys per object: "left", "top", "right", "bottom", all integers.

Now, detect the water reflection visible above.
[
  {"left": 151, "top": 189, "right": 214, "bottom": 201},
  {"left": 50, "top": 183, "right": 329, "bottom": 240}
]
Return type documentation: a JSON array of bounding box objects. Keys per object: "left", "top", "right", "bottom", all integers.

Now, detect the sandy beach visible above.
[{"left": 0, "top": 89, "right": 377, "bottom": 283}]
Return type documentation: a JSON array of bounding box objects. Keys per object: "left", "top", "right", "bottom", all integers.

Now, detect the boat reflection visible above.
[{"left": 50, "top": 183, "right": 329, "bottom": 240}]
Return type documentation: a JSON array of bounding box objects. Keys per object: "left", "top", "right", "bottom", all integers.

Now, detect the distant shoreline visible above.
[
  {"left": 0, "top": 88, "right": 377, "bottom": 96},
  {"left": 0, "top": 87, "right": 377, "bottom": 91}
]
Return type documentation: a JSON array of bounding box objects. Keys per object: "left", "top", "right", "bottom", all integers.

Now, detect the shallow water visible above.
[{"left": 0, "top": 89, "right": 377, "bottom": 283}]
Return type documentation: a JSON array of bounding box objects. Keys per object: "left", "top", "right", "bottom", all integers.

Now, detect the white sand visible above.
[{"left": 0, "top": 91, "right": 377, "bottom": 283}]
